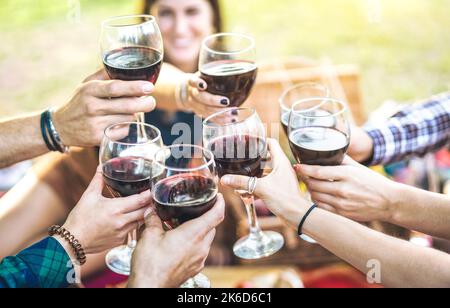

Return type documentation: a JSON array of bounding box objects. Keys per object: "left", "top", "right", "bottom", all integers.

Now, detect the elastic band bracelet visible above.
[
  {"left": 41, "top": 111, "right": 57, "bottom": 152},
  {"left": 49, "top": 225, "right": 87, "bottom": 266},
  {"left": 298, "top": 204, "right": 317, "bottom": 236}
]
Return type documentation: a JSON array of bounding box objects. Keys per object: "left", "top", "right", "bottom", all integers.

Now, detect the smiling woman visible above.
[{"left": 142, "top": 0, "right": 222, "bottom": 73}]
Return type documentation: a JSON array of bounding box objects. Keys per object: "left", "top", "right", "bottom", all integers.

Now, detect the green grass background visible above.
[{"left": 0, "top": 0, "right": 449, "bottom": 116}]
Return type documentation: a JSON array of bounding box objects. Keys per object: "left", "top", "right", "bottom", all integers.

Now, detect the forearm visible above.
[
  {"left": 389, "top": 184, "right": 450, "bottom": 240},
  {"left": 152, "top": 63, "right": 187, "bottom": 113},
  {"left": 288, "top": 200, "right": 450, "bottom": 288},
  {"left": 364, "top": 93, "right": 450, "bottom": 166},
  {"left": 0, "top": 113, "right": 48, "bottom": 168}
]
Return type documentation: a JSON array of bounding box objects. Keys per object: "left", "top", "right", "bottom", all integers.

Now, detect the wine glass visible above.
[
  {"left": 279, "top": 83, "right": 330, "bottom": 137},
  {"left": 288, "top": 98, "right": 351, "bottom": 242},
  {"left": 199, "top": 33, "right": 258, "bottom": 108},
  {"left": 100, "top": 122, "right": 163, "bottom": 275},
  {"left": 101, "top": 15, "right": 163, "bottom": 125},
  {"left": 152, "top": 145, "right": 218, "bottom": 288},
  {"left": 288, "top": 98, "right": 350, "bottom": 166},
  {"left": 203, "top": 107, "right": 284, "bottom": 260},
  {"left": 279, "top": 83, "right": 330, "bottom": 244}
]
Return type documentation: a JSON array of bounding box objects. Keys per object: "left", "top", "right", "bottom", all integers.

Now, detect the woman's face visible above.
[{"left": 151, "top": 0, "right": 216, "bottom": 72}]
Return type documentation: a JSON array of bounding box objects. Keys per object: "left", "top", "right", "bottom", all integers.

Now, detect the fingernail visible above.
[
  {"left": 199, "top": 82, "right": 206, "bottom": 90},
  {"left": 142, "top": 83, "right": 154, "bottom": 94},
  {"left": 220, "top": 99, "right": 230, "bottom": 106}
]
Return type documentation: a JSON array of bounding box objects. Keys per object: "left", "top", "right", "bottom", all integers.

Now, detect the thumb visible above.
[
  {"left": 87, "top": 166, "right": 105, "bottom": 193},
  {"left": 221, "top": 175, "right": 250, "bottom": 191},
  {"left": 84, "top": 69, "right": 109, "bottom": 82},
  {"left": 144, "top": 208, "right": 164, "bottom": 235}
]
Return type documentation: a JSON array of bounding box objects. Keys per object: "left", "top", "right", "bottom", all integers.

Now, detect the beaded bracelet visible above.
[{"left": 49, "top": 225, "right": 87, "bottom": 266}]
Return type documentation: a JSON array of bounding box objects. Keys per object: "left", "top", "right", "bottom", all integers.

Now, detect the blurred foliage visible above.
[{"left": 0, "top": 0, "right": 449, "bottom": 116}]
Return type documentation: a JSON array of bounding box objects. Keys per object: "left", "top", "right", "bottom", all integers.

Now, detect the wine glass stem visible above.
[{"left": 240, "top": 193, "right": 262, "bottom": 235}]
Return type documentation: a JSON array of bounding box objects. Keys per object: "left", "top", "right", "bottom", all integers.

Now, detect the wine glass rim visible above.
[
  {"left": 153, "top": 144, "right": 216, "bottom": 173},
  {"left": 102, "top": 14, "right": 157, "bottom": 29},
  {"left": 104, "top": 121, "right": 162, "bottom": 145},
  {"left": 201, "top": 32, "right": 256, "bottom": 56},
  {"left": 279, "top": 82, "right": 331, "bottom": 111},
  {"left": 202, "top": 107, "right": 257, "bottom": 128},
  {"left": 291, "top": 98, "right": 348, "bottom": 118}
]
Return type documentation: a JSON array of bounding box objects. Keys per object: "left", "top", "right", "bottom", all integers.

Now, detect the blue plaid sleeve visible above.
[
  {"left": 363, "top": 92, "right": 450, "bottom": 166},
  {"left": 0, "top": 237, "right": 73, "bottom": 288}
]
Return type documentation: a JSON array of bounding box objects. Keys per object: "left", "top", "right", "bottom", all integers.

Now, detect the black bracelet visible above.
[
  {"left": 44, "top": 110, "right": 63, "bottom": 152},
  {"left": 40, "top": 111, "right": 56, "bottom": 152},
  {"left": 298, "top": 204, "right": 317, "bottom": 236}
]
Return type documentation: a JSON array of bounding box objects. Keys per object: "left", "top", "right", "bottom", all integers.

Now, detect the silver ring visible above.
[{"left": 247, "top": 177, "right": 258, "bottom": 195}]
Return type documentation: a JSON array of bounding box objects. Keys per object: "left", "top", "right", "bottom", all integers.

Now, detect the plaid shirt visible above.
[
  {"left": 364, "top": 92, "right": 450, "bottom": 166},
  {"left": 0, "top": 237, "right": 72, "bottom": 288}
]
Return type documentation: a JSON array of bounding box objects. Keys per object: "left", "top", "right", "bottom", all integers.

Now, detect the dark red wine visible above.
[
  {"left": 289, "top": 127, "right": 349, "bottom": 166},
  {"left": 154, "top": 174, "right": 217, "bottom": 228},
  {"left": 208, "top": 135, "right": 266, "bottom": 178},
  {"left": 103, "top": 46, "right": 163, "bottom": 84},
  {"left": 200, "top": 60, "right": 258, "bottom": 107},
  {"left": 103, "top": 157, "right": 153, "bottom": 197}
]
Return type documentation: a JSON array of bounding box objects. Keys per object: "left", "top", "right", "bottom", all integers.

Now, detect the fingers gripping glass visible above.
[
  {"left": 99, "top": 122, "right": 163, "bottom": 275},
  {"left": 152, "top": 145, "right": 218, "bottom": 288},
  {"left": 203, "top": 108, "right": 284, "bottom": 260},
  {"left": 100, "top": 15, "right": 164, "bottom": 131}
]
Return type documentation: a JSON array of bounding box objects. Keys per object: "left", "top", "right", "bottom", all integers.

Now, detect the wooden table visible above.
[{"left": 203, "top": 264, "right": 378, "bottom": 288}]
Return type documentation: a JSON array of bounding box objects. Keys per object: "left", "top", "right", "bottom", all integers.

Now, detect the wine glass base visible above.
[
  {"left": 105, "top": 245, "right": 133, "bottom": 276},
  {"left": 180, "top": 273, "right": 211, "bottom": 288},
  {"left": 233, "top": 231, "right": 284, "bottom": 260},
  {"left": 300, "top": 234, "right": 317, "bottom": 244}
]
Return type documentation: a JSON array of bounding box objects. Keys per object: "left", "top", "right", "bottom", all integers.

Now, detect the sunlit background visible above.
[{"left": 0, "top": 0, "right": 449, "bottom": 116}]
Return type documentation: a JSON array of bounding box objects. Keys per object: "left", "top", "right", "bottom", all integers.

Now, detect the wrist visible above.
[
  {"left": 62, "top": 222, "right": 91, "bottom": 255},
  {"left": 359, "top": 130, "right": 375, "bottom": 164},
  {"left": 52, "top": 108, "right": 70, "bottom": 147},
  {"left": 386, "top": 182, "right": 410, "bottom": 225},
  {"left": 128, "top": 268, "right": 162, "bottom": 288},
  {"left": 277, "top": 195, "right": 311, "bottom": 230}
]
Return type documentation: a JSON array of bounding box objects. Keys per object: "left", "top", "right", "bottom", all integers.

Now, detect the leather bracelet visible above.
[
  {"left": 41, "top": 111, "right": 57, "bottom": 152},
  {"left": 49, "top": 225, "right": 87, "bottom": 266},
  {"left": 46, "top": 109, "right": 69, "bottom": 153}
]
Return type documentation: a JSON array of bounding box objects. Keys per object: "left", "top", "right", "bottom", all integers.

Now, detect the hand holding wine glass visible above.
[
  {"left": 100, "top": 122, "right": 163, "bottom": 276},
  {"left": 203, "top": 108, "right": 284, "bottom": 260},
  {"left": 221, "top": 139, "right": 312, "bottom": 231},
  {"left": 62, "top": 167, "right": 152, "bottom": 255},
  {"left": 151, "top": 145, "right": 220, "bottom": 288},
  {"left": 129, "top": 194, "right": 225, "bottom": 288},
  {"left": 101, "top": 15, "right": 163, "bottom": 127},
  {"left": 52, "top": 69, "right": 156, "bottom": 148}
]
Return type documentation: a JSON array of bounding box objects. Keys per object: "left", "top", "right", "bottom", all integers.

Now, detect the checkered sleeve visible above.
[
  {"left": 0, "top": 237, "right": 73, "bottom": 288},
  {"left": 363, "top": 93, "right": 450, "bottom": 166}
]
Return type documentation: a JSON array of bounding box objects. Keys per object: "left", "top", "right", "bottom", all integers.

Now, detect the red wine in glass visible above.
[
  {"left": 103, "top": 46, "right": 163, "bottom": 84},
  {"left": 102, "top": 157, "right": 153, "bottom": 197},
  {"left": 154, "top": 174, "right": 217, "bottom": 228},
  {"left": 289, "top": 126, "right": 349, "bottom": 166},
  {"left": 200, "top": 60, "right": 258, "bottom": 107},
  {"left": 208, "top": 134, "right": 266, "bottom": 178}
]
